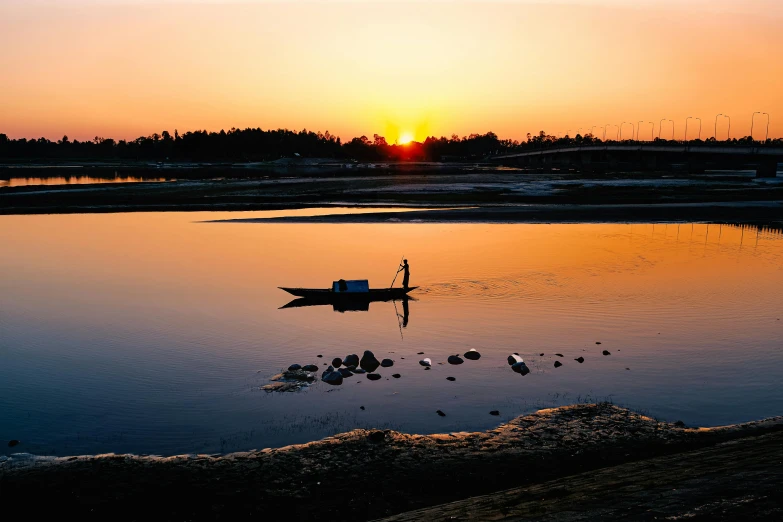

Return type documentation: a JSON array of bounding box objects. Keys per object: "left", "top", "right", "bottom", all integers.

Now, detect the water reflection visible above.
[
  {"left": 0, "top": 212, "right": 782, "bottom": 457},
  {"left": 0, "top": 175, "right": 171, "bottom": 188},
  {"left": 281, "top": 295, "right": 415, "bottom": 318}
]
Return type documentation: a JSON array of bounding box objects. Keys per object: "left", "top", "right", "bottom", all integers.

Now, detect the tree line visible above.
[{"left": 0, "top": 128, "right": 779, "bottom": 163}]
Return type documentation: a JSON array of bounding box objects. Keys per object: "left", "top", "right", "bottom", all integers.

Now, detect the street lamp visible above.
[
  {"left": 648, "top": 122, "right": 654, "bottom": 141},
  {"left": 751, "top": 112, "right": 768, "bottom": 141},
  {"left": 604, "top": 124, "right": 611, "bottom": 141},
  {"left": 659, "top": 118, "right": 667, "bottom": 140},
  {"left": 695, "top": 118, "right": 702, "bottom": 140},
  {"left": 669, "top": 120, "right": 675, "bottom": 141},
  {"left": 751, "top": 112, "right": 761, "bottom": 141},
  {"left": 637, "top": 121, "right": 644, "bottom": 141},
  {"left": 725, "top": 114, "right": 731, "bottom": 140},
  {"left": 763, "top": 113, "right": 770, "bottom": 142},
  {"left": 685, "top": 117, "right": 692, "bottom": 142},
  {"left": 591, "top": 126, "right": 599, "bottom": 138},
  {"left": 620, "top": 122, "right": 631, "bottom": 141},
  {"left": 714, "top": 113, "right": 723, "bottom": 140}
]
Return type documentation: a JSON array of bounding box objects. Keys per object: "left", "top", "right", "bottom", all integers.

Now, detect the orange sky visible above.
[{"left": 1, "top": 1, "right": 782, "bottom": 143}]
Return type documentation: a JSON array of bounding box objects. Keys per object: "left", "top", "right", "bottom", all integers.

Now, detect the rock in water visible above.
[
  {"left": 380, "top": 359, "right": 394, "bottom": 368},
  {"left": 489, "top": 411, "right": 500, "bottom": 416},
  {"left": 281, "top": 369, "right": 316, "bottom": 382},
  {"left": 464, "top": 349, "right": 481, "bottom": 360},
  {"left": 360, "top": 351, "right": 380, "bottom": 372},
  {"left": 344, "top": 354, "right": 359, "bottom": 367},
  {"left": 596, "top": 341, "right": 602, "bottom": 345},
  {"left": 555, "top": 353, "right": 564, "bottom": 357},
  {"left": 321, "top": 366, "right": 343, "bottom": 385},
  {"left": 554, "top": 361, "right": 563, "bottom": 368},
  {"left": 446, "top": 376, "right": 456, "bottom": 381},
  {"left": 417, "top": 352, "right": 425, "bottom": 355},
  {"left": 507, "top": 353, "right": 523, "bottom": 365},
  {"left": 575, "top": 357, "right": 585, "bottom": 363},
  {"left": 332, "top": 357, "right": 343, "bottom": 368},
  {"left": 448, "top": 355, "right": 464, "bottom": 365},
  {"left": 262, "top": 382, "right": 301, "bottom": 392},
  {"left": 353, "top": 368, "right": 367, "bottom": 374},
  {"left": 511, "top": 361, "right": 530, "bottom": 376},
  {"left": 367, "top": 373, "right": 382, "bottom": 381},
  {"left": 419, "top": 358, "right": 432, "bottom": 367},
  {"left": 288, "top": 364, "right": 302, "bottom": 371},
  {"left": 302, "top": 364, "right": 319, "bottom": 372},
  {"left": 8, "top": 440, "right": 20, "bottom": 448},
  {"left": 602, "top": 350, "right": 611, "bottom": 356},
  {"left": 392, "top": 374, "right": 401, "bottom": 378},
  {"left": 338, "top": 368, "right": 353, "bottom": 378},
  {"left": 436, "top": 410, "right": 446, "bottom": 417},
  {"left": 539, "top": 353, "right": 545, "bottom": 356},
  {"left": 317, "top": 355, "right": 323, "bottom": 358}
]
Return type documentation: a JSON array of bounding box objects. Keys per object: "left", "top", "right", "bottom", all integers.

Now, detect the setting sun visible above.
[{"left": 398, "top": 132, "right": 414, "bottom": 145}]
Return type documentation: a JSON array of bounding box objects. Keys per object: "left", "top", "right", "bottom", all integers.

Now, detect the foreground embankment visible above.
[{"left": 1, "top": 404, "right": 781, "bottom": 520}]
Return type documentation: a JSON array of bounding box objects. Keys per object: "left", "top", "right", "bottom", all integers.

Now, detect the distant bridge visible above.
[{"left": 489, "top": 144, "right": 783, "bottom": 177}]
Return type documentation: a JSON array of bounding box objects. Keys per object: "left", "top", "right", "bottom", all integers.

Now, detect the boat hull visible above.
[{"left": 279, "top": 287, "right": 417, "bottom": 300}]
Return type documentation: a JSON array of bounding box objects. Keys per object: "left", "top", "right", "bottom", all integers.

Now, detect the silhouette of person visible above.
[
  {"left": 397, "top": 259, "right": 410, "bottom": 289},
  {"left": 401, "top": 297, "right": 409, "bottom": 327}
]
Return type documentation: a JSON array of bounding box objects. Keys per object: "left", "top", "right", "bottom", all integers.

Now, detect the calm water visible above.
[
  {"left": 0, "top": 175, "right": 170, "bottom": 188},
  {"left": 1, "top": 210, "right": 781, "bottom": 457}
]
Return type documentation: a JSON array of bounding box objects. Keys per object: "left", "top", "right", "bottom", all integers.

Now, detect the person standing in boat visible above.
[{"left": 397, "top": 259, "right": 410, "bottom": 290}]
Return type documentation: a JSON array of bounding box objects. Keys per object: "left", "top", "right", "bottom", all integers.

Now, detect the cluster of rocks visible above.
[
  {"left": 420, "top": 349, "right": 482, "bottom": 370},
  {"left": 264, "top": 344, "right": 617, "bottom": 396},
  {"left": 321, "top": 350, "right": 394, "bottom": 386},
  {"left": 261, "top": 365, "right": 318, "bottom": 392}
]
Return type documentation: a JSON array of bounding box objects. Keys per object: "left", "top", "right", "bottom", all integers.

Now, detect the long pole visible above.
[
  {"left": 392, "top": 299, "right": 404, "bottom": 340},
  {"left": 685, "top": 117, "right": 692, "bottom": 142},
  {"left": 637, "top": 121, "right": 643, "bottom": 141},
  {"left": 649, "top": 122, "right": 654, "bottom": 141},
  {"left": 389, "top": 255, "right": 404, "bottom": 288},
  {"left": 604, "top": 124, "right": 610, "bottom": 140},
  {"left": 669, "top": 120, "right": 675, "bottom": 141},
  {"left": 659, "top": 118, "right": 666, "bottom": 139},
  {"left": 696, "top": 118, "right": 702, "bottom": 140},
  {"left": 725, "top": 115, "right": 731, "bottom": 140}
]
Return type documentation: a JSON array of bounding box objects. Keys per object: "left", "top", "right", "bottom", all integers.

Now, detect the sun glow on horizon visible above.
[{"left": 398, "top": 132, "right": 414, "bottom": 145}]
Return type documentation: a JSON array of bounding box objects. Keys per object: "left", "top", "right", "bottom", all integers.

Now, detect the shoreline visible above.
[
  {"left": 209, "top": 201, "right": 783, "bottom": 226},
  {"left": 2, "top": 404, "right": 781, "bottom": 520}
]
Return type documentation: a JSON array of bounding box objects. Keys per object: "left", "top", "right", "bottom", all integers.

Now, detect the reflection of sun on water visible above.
[{"left": 398, "top": 132, "right": 414, "bottom": 145}]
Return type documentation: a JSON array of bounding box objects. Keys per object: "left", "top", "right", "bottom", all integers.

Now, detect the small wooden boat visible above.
[
  {"left": 280, "top": 279, "right": 416, "bottom": 301},
  {"left": 279, "top": 286, "right": 417, "bottom": 300}
]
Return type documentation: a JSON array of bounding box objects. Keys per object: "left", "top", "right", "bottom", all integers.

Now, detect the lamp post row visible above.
[{"left": 570, "top": 112, "right": 769, "bottom": 142}]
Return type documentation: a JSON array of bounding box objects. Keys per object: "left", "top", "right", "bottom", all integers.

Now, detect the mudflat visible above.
[{"left": 1, "top": 168, "right": 782, "bottom": 226}]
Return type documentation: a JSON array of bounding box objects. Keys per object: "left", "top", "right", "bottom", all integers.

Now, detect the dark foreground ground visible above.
[
  {"left": 1, "top": 404, "right": 781, "bottom": 521},
  {"left": 1, "top": 166, "right": 782, "bottom": 227}
]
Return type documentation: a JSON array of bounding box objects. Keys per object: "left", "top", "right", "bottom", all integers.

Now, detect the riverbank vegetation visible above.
[{"left": 2, "top": 128, "right": 781, "bottom": 163}]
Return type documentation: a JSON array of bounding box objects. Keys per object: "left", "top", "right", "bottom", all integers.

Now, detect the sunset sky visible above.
[{"left": 2, "top": 0, "right": 781, "bottom": 143}]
